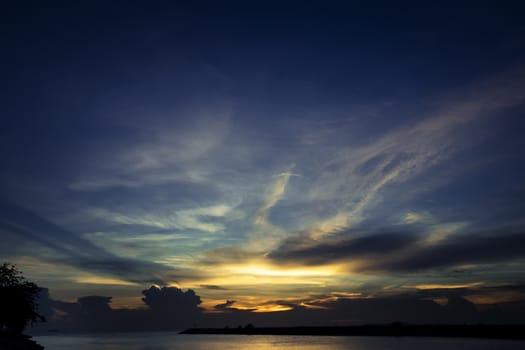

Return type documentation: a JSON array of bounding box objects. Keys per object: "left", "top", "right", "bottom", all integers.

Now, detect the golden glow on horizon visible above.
[
  {"left": 298, "top": 302, "right": 328, "bottom": 309},
  {"left": 465, "top": 293, "right": 525, "bottom": 304},
  {"left": 303, "top": 292, "right": 366, "bottom": 306},
  {"left": 74, "top": 276, "right": 139, "bottom": 286},
  {"left": 110, "top": 296, "right": 146, "bottom": 309},
  {"left": 409, "top": 282, "right": 483, "bottom": 290},
  {"left": 252, "top": 304, "right": 294, "bottom": 312},
  {"left": 197, "top": 289, "right": 366, "bottom": 314},
  {"left": 199, "top": 298, "right": 294, "bottom": 313},
  {"left": 189, "top": 261, "right": 345, "bottom": 290},
  {"left": 230, "top": 264, "right": 335, "bottom": 277},
  {"left": 196, "top": 275, "right": 326, "bottom": 288}
]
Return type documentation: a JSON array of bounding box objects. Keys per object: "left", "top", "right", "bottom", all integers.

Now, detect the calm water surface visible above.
[{"left": 33, "top": 332, "right": 524, "bottom": 350}]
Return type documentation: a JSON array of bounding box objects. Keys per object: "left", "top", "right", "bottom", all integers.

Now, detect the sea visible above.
[{"left": 32, "top": 332, "right": 524, "bottom": 350}]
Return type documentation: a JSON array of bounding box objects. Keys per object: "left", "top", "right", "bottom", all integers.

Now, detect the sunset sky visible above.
[{"left": 2, "top": 1, "right": 525, "bottom": 319}]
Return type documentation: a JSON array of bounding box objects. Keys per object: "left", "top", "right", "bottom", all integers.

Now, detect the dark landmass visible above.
[
  {"left": 181, "top": 324, "right": 525, "bottom": 340},
  {"left": 0, "top": 333, "right": 44, "bottom": 350}
]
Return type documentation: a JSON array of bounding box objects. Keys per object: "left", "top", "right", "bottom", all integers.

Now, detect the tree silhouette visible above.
[{"left": 0, "top": 263, "right": 44, "bottom": 333}]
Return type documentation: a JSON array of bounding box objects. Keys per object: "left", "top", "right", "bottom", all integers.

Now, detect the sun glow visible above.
[
  {"left": 409, "top": 282, "right": 483, "bottom": 290},
  {"left": 190, "top": 262, "right": 345, "bottom": 304},
  {"left": 230, "top": 264, "right": 336, "bottom": 277},
  {"left": 253, "top": 304, "right": 294, "bottom": 312},
  {"left": 75, "top": 276, "right": 138, "bottom": 286}
]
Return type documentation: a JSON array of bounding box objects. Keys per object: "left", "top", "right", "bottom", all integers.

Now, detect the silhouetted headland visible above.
[{"left": 181, "top": 324, "right": 525, "bottom": 340}]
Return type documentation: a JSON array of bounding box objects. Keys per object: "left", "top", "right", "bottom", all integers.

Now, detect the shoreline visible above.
[{"left": 180, "top": 324, "right": 525, "bottom": 340}]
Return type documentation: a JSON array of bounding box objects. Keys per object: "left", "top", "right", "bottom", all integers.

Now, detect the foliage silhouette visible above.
[{"left": 0, "top": 263, "right": 44, "bottom": 333}]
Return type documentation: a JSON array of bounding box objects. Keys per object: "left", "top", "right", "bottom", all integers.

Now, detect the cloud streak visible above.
[
  {"left": 248, "top": 164, "right": 298, "bottom": 251},
  {"left": 0, "top": 198, "right": 177, "bottom": 284},
  {"left": 268, "top": 227, "right": 525, "bottom": 274}
]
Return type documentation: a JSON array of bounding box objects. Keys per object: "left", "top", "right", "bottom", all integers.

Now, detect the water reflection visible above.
[{"left": 34, "top": 333, "right": 525, "bottom": 350}]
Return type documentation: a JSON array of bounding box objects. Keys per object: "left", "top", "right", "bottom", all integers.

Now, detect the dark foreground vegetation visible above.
[
  {"left": 181, "top": 324, "right": 525, "bottom": 340},
  {"left": 1, "top": 263, "right": 45, "bottom": 349},
  {"left": 0, "top": 333, "right": 44, "bottom": 350}
]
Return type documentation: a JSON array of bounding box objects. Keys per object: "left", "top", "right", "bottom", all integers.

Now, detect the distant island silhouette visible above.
[{"left": 181, "top": 324, "right": 525, "bottom": 340}]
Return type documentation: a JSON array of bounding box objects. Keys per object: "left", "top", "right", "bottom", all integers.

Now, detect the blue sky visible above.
[{"left": 1, "top": 1, "right": 525, "bottom": 313}]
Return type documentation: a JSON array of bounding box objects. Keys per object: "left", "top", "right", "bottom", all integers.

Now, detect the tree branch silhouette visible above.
[{"left": 0, "top": 263, "right": 45, "bottom": 334}]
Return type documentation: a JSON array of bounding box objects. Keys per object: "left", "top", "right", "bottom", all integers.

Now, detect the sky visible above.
[{"left": 1, "top": 1, "right": 525, "bottom": 328}]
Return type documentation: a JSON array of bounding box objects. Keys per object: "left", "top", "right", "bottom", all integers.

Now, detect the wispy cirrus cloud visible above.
[
  {"left": 5, "top": 64, "right": 524, "bottom": 309},
  {"left": 247, "top": 164, "right": 299, "bottom": 251},
  {"left": 68, "top": 104, "right": 232, "bottom": 192},
  {"left": 189, "top": 68, "right": 525, "bottom": 287},
  {"left": 294, "top": 67, "right": 525, "bottom": 241},
  {"left": 90, "top": 204, "right": 233, "bottom": 233},
  {"left": 0, "top": 198, "right": 179, "bottom": 284}
]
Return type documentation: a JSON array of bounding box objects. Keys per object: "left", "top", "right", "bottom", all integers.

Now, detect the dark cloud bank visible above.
[
  {"left": 31, "top": 285, "right": 525, "bottom": 333},
  {"left": 268, "top": 228, "right": 525, "bottom": 272},
  {"left": 34, "top": 286, "right": 203, "bottom": 332}
]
